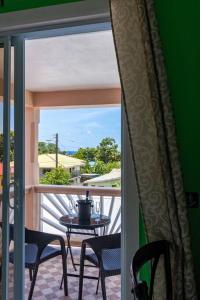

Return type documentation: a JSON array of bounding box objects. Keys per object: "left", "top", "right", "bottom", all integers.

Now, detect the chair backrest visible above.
[
  {"left": 84, "top": 233, "right": 121, "bottom": 255},
  {"left": 131, "top": 240, "right": 172, "bottom": 300}
]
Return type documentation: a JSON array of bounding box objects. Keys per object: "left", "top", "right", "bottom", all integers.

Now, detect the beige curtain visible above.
[{"left": 109, "top": 0, "right": 197, "bottom": 299}]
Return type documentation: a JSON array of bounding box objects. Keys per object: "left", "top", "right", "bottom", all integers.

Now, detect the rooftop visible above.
[
  {"left": 38, "top": 154, "right": 85, "bottom": 169},
  {"left": 84, "top": 168, "right": 121, "bottom": 185}
]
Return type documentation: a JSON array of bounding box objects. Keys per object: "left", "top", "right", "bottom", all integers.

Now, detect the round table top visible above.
[{"left": 59, "top": 214, "right": 110, "bottom": 230}]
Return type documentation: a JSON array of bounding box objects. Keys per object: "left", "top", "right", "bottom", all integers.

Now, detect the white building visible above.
[{"left": 38, "top": 153, "right": 85, "bottom": 178}]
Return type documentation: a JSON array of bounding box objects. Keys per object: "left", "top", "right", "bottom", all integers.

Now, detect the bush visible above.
[
  {"left": 93, "top": 161, "right": 121, "bottom": 175},
  {"left": 40, "top": 167, "right": 71, "bottom": 185}
]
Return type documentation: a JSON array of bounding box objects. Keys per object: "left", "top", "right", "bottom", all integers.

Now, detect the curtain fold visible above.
[{"left": 109, "top": 0, "right": 197, "bottom": 299}]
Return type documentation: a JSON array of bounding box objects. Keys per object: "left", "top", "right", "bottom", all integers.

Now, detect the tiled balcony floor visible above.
[{"left": 5, "top": 247, "right": 120, "bottom": 300}]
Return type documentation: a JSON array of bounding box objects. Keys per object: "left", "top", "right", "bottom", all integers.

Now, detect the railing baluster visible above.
[
  {"left": 41, "top": 217, "right": 66, "bottom": 233},
  {"left": 100, "top": 196, "right": 104, "bottom": 235},
  {"left": 105, "top": 196, "right": 115, "bottom": 235},
  {"left": 55, "top": 194, "right": 70, "bottom": 214},
  {"left": 41, "top": 202, "right": 61, "bottom": 220},
  {"left": 109, "top": 207, "right": 121, "bottom": 235},
  {"left": 115, "top": 224, "right": 121, "bottom": 233},
  {"left": 44, "top": 193, "right": 66, "bottom": 216}
]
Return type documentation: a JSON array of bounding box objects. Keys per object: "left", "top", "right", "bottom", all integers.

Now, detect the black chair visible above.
[
  {"left": 7, "top": 224, "right": 68, "bottom": 300},
  {"left": 131, "top": 240, "right": 172, "bottom": 300},
  {"left": 78, "top": 233, "right": 121, "bottom": 300}
]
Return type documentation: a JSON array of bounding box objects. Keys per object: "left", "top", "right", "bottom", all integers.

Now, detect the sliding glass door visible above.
[{"left": 1, "top": 36, "right": 25, "bottom": 300}]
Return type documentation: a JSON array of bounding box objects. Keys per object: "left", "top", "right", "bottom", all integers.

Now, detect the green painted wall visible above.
[
  {"left": 0, "top": 0, "right": 81, "bottom": 14},
  {"left": 154, "top": 0, "right": 200, "bottom": 291}
]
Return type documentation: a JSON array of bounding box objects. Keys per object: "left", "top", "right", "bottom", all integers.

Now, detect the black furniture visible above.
[
  {"left": 59, "top": 213, "right": 110, "bottom": 271},
  {"left": 131, "top": 240, "right": 172, "bottom": 300},
  {"left": 78, "top": 233, "right": 121, "bottom": 300},
  {"left": 8, "top": 224, "right": 68, "bottom": 300}
]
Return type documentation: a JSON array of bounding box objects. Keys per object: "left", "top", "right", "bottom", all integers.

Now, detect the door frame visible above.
[
  {"left": 1, "top": 36, "right": 11, "bottom": 300},
  {"left": 1, "top": 36, "right": 25, "bottom": 300},
  {"left": 0, "top": 1, "right": 140, "bottom": 299}
]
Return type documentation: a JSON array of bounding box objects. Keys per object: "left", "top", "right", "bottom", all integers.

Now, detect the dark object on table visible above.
[
  {"left": 76, "top": 190, "right": 93, "bottom": 222},
  {"left": 78, "top": 233, "right": 121, "bottom": 300},
  {"left": 6, "top": 224, "right": 68, "bottom": 300},
  {"left": 131, "top": 240, "right": 172, "bottom": 300}
]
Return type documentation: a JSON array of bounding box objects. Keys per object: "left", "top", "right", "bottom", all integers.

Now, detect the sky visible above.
[
  {"left": 0, "top": 104, "right": 121, "bottom": 151},
  {"left": 39, "top": 107, "right": 121, "bottom": 151}
]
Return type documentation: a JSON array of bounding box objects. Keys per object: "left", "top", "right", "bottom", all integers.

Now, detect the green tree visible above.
[
  {"left": 81, "top": 160, "right": 93, "bottom": 174},
  {"left": 38, "top": 142, "right": 60, "bottom": 154},
  {"left": 96, "top": 137, "right": 121, "bottom": 163},
  {"left": 73, "top": 147, "right": 97, "bottom": 161},
  {"left": 0, "top": 131, "right": 14, "bottom": 162},
  {"left": 93, "top": 160, "right": 121, "bottom": 175},
  {"left": 40, "top": 167, "right": 71, "bottom": 185}
]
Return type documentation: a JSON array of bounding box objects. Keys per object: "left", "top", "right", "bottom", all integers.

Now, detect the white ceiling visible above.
[{"left": 0, "top": 30, "right": 120, "bottom": 92}]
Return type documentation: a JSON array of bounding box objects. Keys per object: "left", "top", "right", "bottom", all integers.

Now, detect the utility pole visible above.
[{"left": 55, "top": 133, "right": 58, "bottom": 168}]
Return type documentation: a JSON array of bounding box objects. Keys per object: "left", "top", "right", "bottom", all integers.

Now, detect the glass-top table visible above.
[{"left": 59, "top": 214, "right": 111, "bottom": 272}]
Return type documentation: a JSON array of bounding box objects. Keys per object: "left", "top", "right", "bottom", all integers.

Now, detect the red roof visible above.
[{"left": 0, "top": 163, "right": 14, "bottom": 176}]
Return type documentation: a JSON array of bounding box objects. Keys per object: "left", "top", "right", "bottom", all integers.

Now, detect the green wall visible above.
[
  {"left": 154, "top": 0, "right": 200, "bottom": 291},
  {"left": 0, "top": 0, "right": 81, "bottom": 13}
]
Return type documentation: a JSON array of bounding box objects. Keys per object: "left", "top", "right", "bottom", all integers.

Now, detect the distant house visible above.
[
  {"left": 83, "top": 169, "right": 121, "bottom": 187},
  {"left": 38, "top": 154, "right": 85, "bottom": 179}
]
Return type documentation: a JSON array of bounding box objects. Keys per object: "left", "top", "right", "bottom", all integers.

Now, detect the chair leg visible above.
[
  {"left": 60, "top": 275, "right": 64, "bottom": 290},
  {"left": 78, "top": 243, "right": 86, "bottom": 300},
  {"left": 29, "top": 268, "right": 33, "bottom": 281},
  {"left": 28, "top": 265, "right": 39, "bottom": 300},
  {"left": 61, "top": 251, "right": 68, "bottom": 296},
  {"left": 96, "top": 269, "right": 100, "bottom": 294},
  {"left": 66, "top": 232, "right": 76, "bottom": 271},
  {"left": 100, "top": 272, "right": 107, "bottom": 300}
]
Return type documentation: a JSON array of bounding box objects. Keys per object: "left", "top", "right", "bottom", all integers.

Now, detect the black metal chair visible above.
[
  {"left": 78, "top": 233, "right": 121, "bottom": 300},
  {"left": 131, "top": 240, "right": 172, "bottom": 300},
  {"left": 6, "top": 224, "right": 68, "bottom": 300}
]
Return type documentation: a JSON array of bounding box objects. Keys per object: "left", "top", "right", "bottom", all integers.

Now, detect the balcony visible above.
[
  {"left": 0, "top": 29, "right": 122, "bottom": 299},
  {"left": 0, "top": 185, "right": 121, "bottom": 299}
]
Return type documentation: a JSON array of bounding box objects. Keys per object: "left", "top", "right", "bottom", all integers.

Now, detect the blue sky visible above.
[
  {"left": 0, "top": 104, "right": 121, "bottom": 151},
  {"left": 39, "top": 107, "right": 121, "bottom": 151}
]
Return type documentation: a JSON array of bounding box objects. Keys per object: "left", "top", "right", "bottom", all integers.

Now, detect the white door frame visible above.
[
  {"left": 1, "top": 36, "right": 12, "bottom": 300},
  {"left": 0, "top": 1, "right": 140, "bottom": 299},
  {"left": 1, "top": 36, "right": 25, "bottom": 300}
]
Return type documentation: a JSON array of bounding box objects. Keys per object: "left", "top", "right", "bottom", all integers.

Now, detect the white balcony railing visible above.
[
  {"left": 34, "top": 185, "right": 121, "bottom": 237},
  {"left": 0, "top": 185, "right": 121, "bottom": 239}
]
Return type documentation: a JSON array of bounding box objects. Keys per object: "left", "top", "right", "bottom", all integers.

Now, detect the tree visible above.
[
  {"left": 40, "top": 167, "right": 71, "bottom": 185},
  {"left": 73, "top": 147, "right": 97, "bottom": 161},
  {"left": 38, "top": 142, "right": 59, "bottom": 155},
  {"left": 0, "top": 131, "right": 14, "bottom": 162},
  {"left": 81, "top": 160, "right": 93, "bottom": 174},
  {"left": 96, "top": 137, "right": 121, "bottom": 163},
  {"left": 93, "top": 160, "right": 121, "bottom": 175}
]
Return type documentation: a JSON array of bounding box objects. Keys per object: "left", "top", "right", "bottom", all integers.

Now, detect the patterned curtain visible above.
[{"left": 109, "top": 0, "right": 197, "bottom": 299}]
